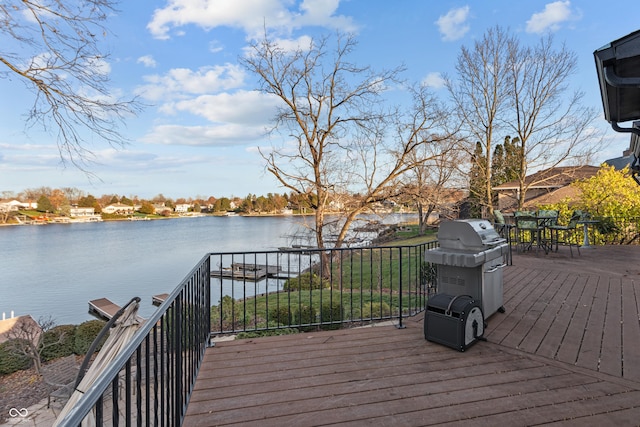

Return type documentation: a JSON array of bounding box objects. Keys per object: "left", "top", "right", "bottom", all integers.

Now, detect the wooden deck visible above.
[{"left": 184, "top": 245, "right": 640, "bottom": 426}]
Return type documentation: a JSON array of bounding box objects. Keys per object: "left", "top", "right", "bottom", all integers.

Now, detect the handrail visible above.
[
  {"left": 209, "top": 242, "right": 438, "bottom": 335},
  {"left": 55, "top": 241, "right": 439, "bottom": 425},
  {"left": 55, "top": 253, "right": 211, "bottom": 426}
]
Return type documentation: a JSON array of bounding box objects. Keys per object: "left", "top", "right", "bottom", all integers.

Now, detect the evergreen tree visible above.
[
  {"left": 468, "top": 141, "right": 487, "bottom": 217},
  {"left": 37, "top": 195, "right": 54, "bottom": 213},
  {"left": 78, "top": 195, "right": 98, "bottom": 208},
  {"left": 491, "top": 143, "right": 506, "bottom": 187},
  {"left": 503, "top": 136, "right": 523, "bottom": 183}
]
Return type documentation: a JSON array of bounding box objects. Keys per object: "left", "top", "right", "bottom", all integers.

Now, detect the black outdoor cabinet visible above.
[{"left": 424, "top": 293, "right": 484, "bottom": 352}]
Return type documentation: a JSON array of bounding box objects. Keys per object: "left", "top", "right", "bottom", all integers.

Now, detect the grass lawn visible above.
[{"left": 211, "top": 225, "right": 437, "bottom": 333}]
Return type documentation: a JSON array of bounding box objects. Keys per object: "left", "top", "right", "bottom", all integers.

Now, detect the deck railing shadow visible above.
[{"left": 54, "top": 242, "right": 438, "bottom": 425}]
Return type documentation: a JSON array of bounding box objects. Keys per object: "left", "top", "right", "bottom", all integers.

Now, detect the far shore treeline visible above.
[{"left": 0, "top": 187, "right": 409, "bottom": 225}]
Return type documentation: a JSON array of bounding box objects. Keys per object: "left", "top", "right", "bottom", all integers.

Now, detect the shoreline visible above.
[{"left": 0, "top": 210, "right": 415, "bottom": 227}]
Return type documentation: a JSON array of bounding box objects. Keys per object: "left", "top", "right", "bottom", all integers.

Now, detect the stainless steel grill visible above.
[{"left": 425, "top": 219, "right": 509, "bottom": 319}]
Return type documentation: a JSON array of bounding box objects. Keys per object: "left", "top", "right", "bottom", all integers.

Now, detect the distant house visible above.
[
  {"left": 0, "top": 200, "right": 36, "bottom": 212},
  {"left": 493, "top": 165, "right": 599, "bottom": 212},
  {"left": 174, "top": 203, "right": 191, "bottom": 213},
  {"left": 102, "top": 203, "right": 135, "bottom": 215},
  {"left": 153, "top": 203, "right": 171, "bottom": 215},
  {"left": 69, "top": 206, "right": 95, "bottom": 217}
]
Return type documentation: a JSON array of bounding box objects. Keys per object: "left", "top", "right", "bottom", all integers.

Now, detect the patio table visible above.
[{"left": 515, "top": 213, "right": 555, "bottom": 255}]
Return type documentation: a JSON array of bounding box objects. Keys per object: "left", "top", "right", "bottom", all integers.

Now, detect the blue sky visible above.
[{"left": 1, "top": 0, "right": 639, "bottom": 200}]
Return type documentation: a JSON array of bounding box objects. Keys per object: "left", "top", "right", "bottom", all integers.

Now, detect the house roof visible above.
[
  {"left": 522, "top": 185, "right": 582, "bottom": 208},
  {"left": 604, "top": 155, "right": 633, "bottom": 170},
  {"left": 0, "top": 315, "right": 40, "bottom": 344},
  {"left": 493, "top": 165, "right": 599, "bottom": 190}
]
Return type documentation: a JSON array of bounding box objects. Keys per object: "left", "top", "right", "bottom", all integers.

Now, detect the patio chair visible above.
[
  {"left": 41, "top": 354, "right": 80, "bottom": 408},
  {"left": 536, "top": 209, "right": 559, "bottom": 250},
  {"left": 514, "top": 211, "right": 541, "bottom": 253},
  {"left": 493, "top": 209, "right": 514, "bottom": 264},
  {"left": 548, "top": 211, "right": 582, "bottom": 257}
]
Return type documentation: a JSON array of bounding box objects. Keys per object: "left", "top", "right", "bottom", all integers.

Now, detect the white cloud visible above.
[
  {"left": 135, "top": 64, "right": 246, "bottom": 101},
  {"left": 435, "top": 6, "right": 470, "bottom": 42},
  {"left": 421, "top": 72, "right": 445, "bottom": 89},
  {"left": 147, "top": 0, "right": 357, "bottom": 40},
  {"left": 140, "top": 123, "right": 267, "bottom": 147},
  {"left": 137, "top": 55, "right": 157, "bottom": 68},
  {"left": 173, "top": 90, "right": 280, "bottom": 124},
  {"left": 526, "top": 1, "right": 575, "bottom": 34},
  {"left": 209, "top": 40, "right": 224, "bottom": 53},
  {"left": 141, "top": 90, "right": 279, "bottom": 147},
  {"left": 84, "top": 57, "right": 111, "bottom": 75}
]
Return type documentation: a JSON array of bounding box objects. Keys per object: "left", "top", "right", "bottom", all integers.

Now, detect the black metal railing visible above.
[
  {"left": 55, "top": 254, "right": 211, "bottom": 426},
  {"left": 209, "top": 242, "right": 439, "bottom": 335},
  {"left": 590, "top": 216, "right": 640, "bottom": 245},
  {"left": 55, "top": 242, "right": 439, "bottom": 425}
]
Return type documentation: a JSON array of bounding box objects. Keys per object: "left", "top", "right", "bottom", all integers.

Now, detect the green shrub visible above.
[
  {"left": 0, "top": 340, "right": 31, "bottom": 375},
  {"left": 268, "top": 306, "right": 292, "bottom": 326},
  {"left": 294, "top": 305, "right": 317, "bottom": 331},
  {"left": 320, "top": 302, "right": 343, "bottom": 330},
  {"left": 40, "top": 325, "right": 76, "bottom": 362},
  {"left": 211, "top": 296, "right": 250, "bottom": 331},
  {"left": 41, "top": 324, "right": 76, "bottom": 362},
  {"left": 74, "top": 320, "right": 107, "bottom": 355},
  {"left": 594, "top": 216, "right": 620, "bottom": 235},
  {"left": 283, "top": 273, "right": 329, "bottom": 291},
  {"left": 361, "top": 302, "right": 391, "bottom": 319}
]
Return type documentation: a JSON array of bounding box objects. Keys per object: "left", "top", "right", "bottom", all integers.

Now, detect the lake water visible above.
[{"left": 0, "top": 214, "right": 415, "bottom": 325}]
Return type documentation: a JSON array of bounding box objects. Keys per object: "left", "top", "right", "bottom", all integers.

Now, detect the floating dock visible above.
[
  {"left": 210, "top": 267, "right": 268, "bottom": 281},
  {"left": 152, "top": 293, "right": 169, "bottom": 306},
  {"left": 211, "top": 263, "right": 295, "bottom": 281},
  {"left": 88, "top": 298, "right": 122, "bottom": 321},
  {"left": 88, "top": 298, "right": 145, "bottom": 322}
]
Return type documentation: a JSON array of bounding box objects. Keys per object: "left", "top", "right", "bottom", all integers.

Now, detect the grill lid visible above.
[{"left": 437, "top": 219, "right": 505, "bottom": 251}]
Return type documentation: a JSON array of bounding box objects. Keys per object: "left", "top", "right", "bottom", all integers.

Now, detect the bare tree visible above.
[
  {"left": 446, "top": 26, "right": 513, "bottom": 215},
  {"left": 447, "top": 26, "right": 603, "bottom": 213},
  {"left": 401, "top": 136, "right": 466, "bottom": 234},
  {"left": 0, "top": 0, "right": 140, "bottom": 168},
  {"left": 242, "top": 33, "right": 452, "bottom": 252},
  {"left": 3, "top": 316, "right": 65, "bottom": 375},
  {"left": 505, "top": 34, "right": 603, "bottom": 208}
]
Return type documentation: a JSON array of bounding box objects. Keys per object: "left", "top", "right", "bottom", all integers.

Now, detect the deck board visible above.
[
  {"left": 601, "top": 277, "right": 623, "bottom": 377},
  {"left": 622, "top": 278, "right": 640, "bottom": 382},
  {"left": 184, "top": 245, "right": 640, "bottom": 426},
  {"left": 555, "top": 273, "right": 596, "bottom": 364}
]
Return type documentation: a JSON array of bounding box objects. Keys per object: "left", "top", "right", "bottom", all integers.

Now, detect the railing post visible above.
[
  {"left": 175, "top": 294, "right": 183, "bottom": 425},
  {"left": 397, "top": 246, "right": 405, "bottom": 329}
]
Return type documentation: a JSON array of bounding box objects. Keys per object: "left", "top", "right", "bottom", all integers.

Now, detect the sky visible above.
[{"left": 1, "top": 0, "right": 639, "bottom": 200}]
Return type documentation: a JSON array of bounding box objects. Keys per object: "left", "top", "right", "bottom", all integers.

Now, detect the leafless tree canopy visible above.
[
  {"left": 447, "top": 26, "right": 603, "bottom": 212},
  {"left": 401, "top": 135, "right": 466, "bottom": 233},
  {"left": 0, "top": 0, "right": 140, "bottom": 168},
  {"left": 506, "top": 34, "right": 603, "bottom": 207},
  {"left": 446, "top": 26, "right": 514, "bottom": 214},
  {"left": 241, "top": 33, "right": 454, "bottom": 249}
]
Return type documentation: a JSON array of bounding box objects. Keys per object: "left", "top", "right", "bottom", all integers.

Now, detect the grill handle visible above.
[
  {"left": 445, "top": 294, "right": 473, "bottom": 316},
  {"left": 485, "top": 263, "right": 507, "bottom": 273}
]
